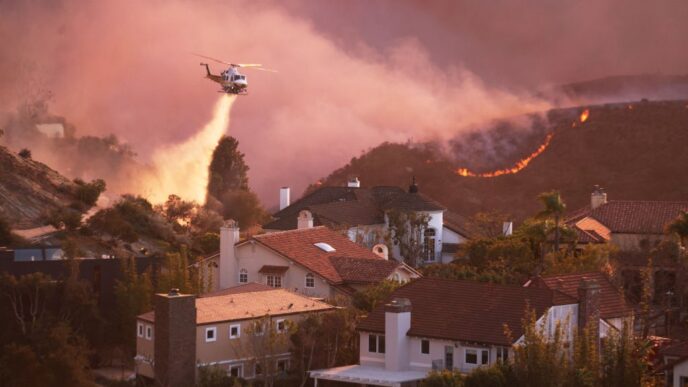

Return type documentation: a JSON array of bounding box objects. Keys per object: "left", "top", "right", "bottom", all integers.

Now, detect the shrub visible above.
[{"left": 18, "top": 148, "right": 32, "bottom": 159}]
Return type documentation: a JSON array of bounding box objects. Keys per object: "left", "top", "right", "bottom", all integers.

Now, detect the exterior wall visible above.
[
  {"left": 673, "top": 358, "right": 688, "bottom": 387},
  {"left": 359, "top": 332, "right": 386, "bottom": 367},
  {"left": 610, "top": 233, "right": 663, "bottom": 252},
  {"left": 440, "top": 228, "right": 468, "bottom": 264},
  {"left": 425, "top": 211, "right": 444, "bottom": 263},
  {"left": 135, "top": 319, "right": 155, "bottom": 379}
]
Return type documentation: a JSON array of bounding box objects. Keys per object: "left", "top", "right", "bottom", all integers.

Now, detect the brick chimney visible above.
[
  {"left": 220, "top": 220, "right": 239, "bottom": 289},
  {"left": 577, "top": 279, "right": 601, "bottom": 339},
  {"left": 154, "top": 289, "right": 196, "bottom": 387},
  {"left": 279, "top": 187, "right": 290, "bottom": 211},
  {"left": 297, "top": 210, "right": 314, "bottom": 229},
  {"left": 591, "top": 185, "right": 607, "bottom": 209},
  {"left": 384, "top": 298, "right": 412, "bottom": 371}
]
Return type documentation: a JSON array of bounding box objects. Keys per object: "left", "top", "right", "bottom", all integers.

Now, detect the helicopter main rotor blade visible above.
[
  {"left": 192, "top": 53, "right": 233, "bottom": 66},
  {"left": 234, "top": 64, "right": 278, "bottom": 72}
]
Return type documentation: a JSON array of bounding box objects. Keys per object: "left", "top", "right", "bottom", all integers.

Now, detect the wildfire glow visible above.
[
  {"left": 143, "top": 95, "right": 236, "bottom": 203},
  {"left": 456, "top": 132, "right": 554, "bottom": 177},
  {"left": 579, "top": 109, "right": 590, "bottom": 123}
]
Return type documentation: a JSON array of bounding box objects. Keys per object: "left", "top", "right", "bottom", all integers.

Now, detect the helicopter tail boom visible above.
[{"left": 200, "top": 63, "right": 211, "bottom": 76}]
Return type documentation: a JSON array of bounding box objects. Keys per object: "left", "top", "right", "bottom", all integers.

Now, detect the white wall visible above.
[
  {"left": 440, "top": 228, "right": 468, "bottom": 264},
  {"left": 674, "top": 358, "right": 688, "bottom": 387}
]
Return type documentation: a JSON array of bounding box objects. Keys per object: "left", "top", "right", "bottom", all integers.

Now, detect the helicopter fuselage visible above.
[{"left": 200, "top": 63, "right": 248, "bottom": 95}]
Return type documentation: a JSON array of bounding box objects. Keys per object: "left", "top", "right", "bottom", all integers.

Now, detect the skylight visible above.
[{"left": 314, "top": 242, "right": 336, "bottom": 252}]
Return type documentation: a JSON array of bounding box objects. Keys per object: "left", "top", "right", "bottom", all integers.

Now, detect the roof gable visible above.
[{"left": 569, "top": 200, "right": 688, "bottom": 235}]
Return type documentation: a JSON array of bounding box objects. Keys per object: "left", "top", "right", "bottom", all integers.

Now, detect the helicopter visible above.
[{"left": 195, "top": 53, "right": 276, "bottom": 95}]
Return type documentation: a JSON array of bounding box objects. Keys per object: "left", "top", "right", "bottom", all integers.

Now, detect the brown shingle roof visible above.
[
  {"left": 250, "top": 227, "right": 383, "bottom": 284},
  {"left": 357, "top": 277, "right": 560, "bottom": 346},
  {"left": 528, "top": 272, "right": 633, "bottom": 319},
  {"left": 138, "top": 288, "right": 335, "bottom": 325},
  {"left": 328, "top": 256, "right": 400, "bottom": 283},
  {"left": 569, "top": 201, "right": 688, "bottom": 235},
  {"left": 443, "top": 211, "right": 472, "bottom": 238}
]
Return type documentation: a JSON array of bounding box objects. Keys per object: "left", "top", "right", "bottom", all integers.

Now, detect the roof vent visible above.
[{"left": 314, "top": 242, "right": 336, "bottom": 252}]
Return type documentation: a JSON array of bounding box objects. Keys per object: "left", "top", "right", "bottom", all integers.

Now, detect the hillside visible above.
[
  {"left": 0, "top": 146, "right": 81, "bottom": 229},
  {"left": 312, "top": 99, "right": 688, "bottom": 221}
]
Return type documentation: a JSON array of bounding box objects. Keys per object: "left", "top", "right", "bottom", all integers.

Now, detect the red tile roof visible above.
[
  {"left": 527, "top": 272, "right": 633, "bottom": 319},
  {"left": 443, "top": 211, "right": 472, "bottom": 238},
  {"left": 357, "top": 277, "right": 562, "bottom": 346},
  {"left": 574, "top": 226, "right": 607, "bottom": 243},
  {"left": 328, "top": 256, "right": 401, "bottom": 283},
  {"left": 249, "top": 227, "right": 384, "bottom": 284},
  {"left": 258, "top": 265, "right": 290, "bottom": 274},
  {"left": 199, "top": 282, "right": 273, "bottom": 298},
  {"left": 569, "top": 201, "right": 688, "bottom": 235}
]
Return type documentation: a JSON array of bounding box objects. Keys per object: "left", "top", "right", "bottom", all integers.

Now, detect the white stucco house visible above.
[
  {"left": 310, "top": 275, "right": 633, "bottom": 386},
  {"left": 264, "top": 178, "right": 471, "bottom": 266}
]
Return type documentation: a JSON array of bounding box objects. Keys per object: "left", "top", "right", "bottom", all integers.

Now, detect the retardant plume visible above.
[{"left": 142, "top": 95, "right": 236, "bottom": 203}]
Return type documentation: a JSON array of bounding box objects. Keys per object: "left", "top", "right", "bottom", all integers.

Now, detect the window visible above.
[
  {"left": 481, "top": 349, "right": 489, "bottom": 364},
  {"left": 253, "top": 322, "right": 265, "bottom": 336},
  {"left": 229, "top": 324, "right": 240, "bottom": 339},
  {"left": 277, "top": 359, "right": 289, "bottom": 374},
  {"left": 137, "top": 323, "right": 144, "bottom": 338},
  {"left": 368, "top": 334, "right": 385, "bottom": 354},
  {"left": 305, "top": 273, "right": 315, "bottom": 288},
  {"left": 424, "top": 229, "right": 436, "bottom": 262},
  {"left": 496, "top": 347, "right": 509, "bottom": 362},
  {"left": 421, "top": 339, "right": 430, "bottom": 354},
  {"left": 239, "top": 269, "right": 248, "bottom": 284},
  {"left": 276, "top": 319, "right": 286, "bottom": 333},
  {"left": 266, "top": 275, "right": 282, "bottom": 288},
  {"left": 205, "top": 327, "right": 217, "bottom": 342},
  {"left": 146, "top": 325, "right": 153, "bottom": 340},
  {"left": 254, "top": 362, "right": 262, "bottom": 376},
  {"left": 229, "top": 364, "right": 242, "bottom": 378},
  {"left": 465, "top": 349, "right": 478, "bottom": 364}
]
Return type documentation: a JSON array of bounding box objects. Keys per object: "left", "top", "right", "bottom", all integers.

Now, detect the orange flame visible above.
[
  {"left": 456, "top": 132, "right": 554, "bottom": 177},
  {"left": 579, "top": 109, "right": 590, "bottom": 123}
]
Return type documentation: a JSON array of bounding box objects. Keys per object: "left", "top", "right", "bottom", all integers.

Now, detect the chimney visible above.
[
  {"left": 502, "top": 222, "right": 513, "bottom": 236},
  {"left": 591, "top": 185, "right": 607, "bottom": 209},
  {"left": 220, "top": 220, "right": 239, "bottom": 289},
  {"left": 384, "top": 298, "right": 412, "bottom": 371},
  {"left": 372, "top": 244, "right": 389, "bottom": 260},
  {"left": 297, "top": 210, "right": 313, "bottom": 229},
  {"left": 347, "top": 177, "right": 361, "bottom": 188},
  {"left": 577, "top": 279, "right": 601, "bottom": 340},
  {"left": 154, "top": 291, "right": 196, "bottom": 387},
  {"left": 408, "top": 176, "right": 418, "bottom": 194},
  {"left": 279, "top": 187, "right": 290, "bottom": 211}
]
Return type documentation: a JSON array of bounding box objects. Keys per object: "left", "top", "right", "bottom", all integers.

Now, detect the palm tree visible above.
[
  {"left": 667, "top": 211, "right": 688, "bottom": 250},
  {"left": 536, "top": 191, "right": 567, "bottom": 252}
]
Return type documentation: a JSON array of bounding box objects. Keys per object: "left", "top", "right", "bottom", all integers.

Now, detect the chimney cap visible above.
[
  {"left": 385, "top": 297, "right": 412, "bottom": 313},
  {"left": 408, "top": 176, "right": 418, "bottom": 193},
  {"left": 168, "top": 288, "right": 180, "bottom": 296}
]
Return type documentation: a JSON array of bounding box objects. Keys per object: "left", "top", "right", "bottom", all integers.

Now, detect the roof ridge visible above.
[
  {"left": 605, "top": 199, "right": 688, "bottom": 204},
  {"left": 253, "top": 226, "right": 328, "bottom": 238}
]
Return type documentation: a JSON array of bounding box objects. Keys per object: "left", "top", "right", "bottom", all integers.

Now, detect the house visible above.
[
  {"left": 265, "top": 178, "right": 471, "bottom": 264},
  {"left": 655, "top": 340, "right": 688, "bottom": 387},
  {"left": 135, "top": 284, "right": 336, "bottom": 386},
  {"left": 567, "top": 186, "right": 688, "bottom": 252},
  {"left": 310, "top": 276, "right": 631, "bottom": 386},
  {"left": 195, "top": 221, "right": 420, "bottom": 298}
]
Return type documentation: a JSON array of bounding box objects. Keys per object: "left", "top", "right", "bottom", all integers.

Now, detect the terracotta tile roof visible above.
[
  {"left": 264, "top": 185, "right": 448, "bottom": 230},
  {"left": 328, "top": 256, "right": 400, "bottom": 283},
  {"left": 258, "top": 265, "right": 290, "bottom": 274},
  {"left": 199, "top": 282, "right": 273, "bottom": 298},
  {"left": 357, "top": 277, "right": 560, "bottom": 346},
  {"left": 138, "top": 288, "right": 335, "bottom": 325},
  {"left": 574, "top": 226, "right": 606, "bottom": 243},
  {"left": 249, "top": 227, "right": 383, "bottom": 284},
  {"left": 568, "top": 201, "right": 688, "bottom": 235},
  {"left": 443, "top": 211, "right": 472, "bottom": 238},
  {"left": 528, "top": 271, "right": 634, "bottom": 319}
]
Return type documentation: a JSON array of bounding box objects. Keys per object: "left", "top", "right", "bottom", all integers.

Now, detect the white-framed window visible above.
[
  {"left": 305, "top": 273, "right": 315, "bottom": 288},
  {"left": 421, "top": 339, "right": 430, "bottom": 354},
  {"left": 465, "top": 349, "right": 478, "bottom": 364},
  {"left": 229, "top": 324, "right": 241, "bottom": 339},
  {"left": 145, "top": 325, "right": 153, "bottom": 340},
  {"left": 239, "top": 269, "right": 248, "bottom": 284},
  {"left": 276, "top": 319, "right": 286, "bottom": 333},
  {"left": 496, "top": 346, "right": 509, "bottom": 362},
  {"left": 137, "top": 322, "right": 144, "bottom": 338},
  {"left": 465, "top": 348, "right": 489, "bottom": 365},
  {"left": 205, "top": 327, "right": 217, "bottom": 342},
  {"left": 229, "top": 364, "right": 242, "bottom": 378},
  {"left": 424, "top": 228, "right": 436, "bottom": 262},
  {"left": 368, "top": 334, "right": 385, "bottom": 354},
  {"left": 254, "top": 362, "right": 262, "bottom": 376},
  {"left": 266, "top": 275, "right": 282, "bottom": 288},
  {"left": 276, "top": 359, "right": 289, "bottom": 374}
]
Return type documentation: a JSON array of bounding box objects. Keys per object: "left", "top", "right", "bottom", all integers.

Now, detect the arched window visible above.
[
  {"left": 393, "top": 273, "right": 402, "bottom": 283},
  {"left": 239, "top": 269, "right": 248, "bottom": 284},
  {"left": 305, "top": 273, "right": 315, "bottom": 288},
  {"left": 424, "top": 228, "right": 436, "bottom": 262}
]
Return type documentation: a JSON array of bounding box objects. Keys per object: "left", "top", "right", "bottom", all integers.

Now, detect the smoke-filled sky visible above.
[{"left": 2, "top": 0, "right": 687, "bottom": 206}]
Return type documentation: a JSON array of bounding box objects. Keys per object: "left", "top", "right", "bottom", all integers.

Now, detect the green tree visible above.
[
  {"left": 667, "top": 211, "right": 688, "bottom": 249},
  {"left": 73, "top": 178, "right": 106, "bottom": 208},
  {"left": 536, "top": 191, "right": 567, "bottom": 253},
  {"left": 351, "top": 280, "right": 402, "bottom": 312},
  {"left": 157, "top": 246, "right": 196, "bottom": 294},
  {"left": 207, "top": 136, "right": 249, "bottom": 200},
  {"left": 113, "top": 256, "right": 153, "bottom": 353},
  {"left": 218, "top": 189, "right": 269, "bottom": 229},
  {"left": 421, "top": 370, "right": 464, "bottom": 387},
  {"left": 385, "top": 209, "right": 431, "bottom": 267}
]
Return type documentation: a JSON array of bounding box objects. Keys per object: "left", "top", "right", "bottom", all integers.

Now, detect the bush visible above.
[
  {"left": 73, "top": 178, "right": 106, "bottom": 207},
  {"left": 45, "top": 208, "right": 82, "bottom": 231},
  {"left": 18, "top": 148, "right": 32, "bottom": 159},
  {"left": 464, "top": 364, "right": 511, "bottom": 387}
]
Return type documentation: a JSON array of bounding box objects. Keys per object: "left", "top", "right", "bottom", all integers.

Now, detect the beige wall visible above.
[
  {"left": 135, "top": 320, "right": 155, "bottom": 379},
  {"left": 610, "top": 233, "right": 664, "bottom": 252}
]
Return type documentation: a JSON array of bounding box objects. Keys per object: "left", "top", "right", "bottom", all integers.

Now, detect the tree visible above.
[
  {"left": 113, "top": 256, "right": 153, "bottom": 353},
  {"left": 667, "top": 211, "right": 688, "bottom": 249},
  {"left": 73, "top": 178, "right": 106, "bottom": 208},
  {"left": 157, "top": 246, "right": 198, "bottom": 294},
  {"left": 207, "top": 136, "right": 249, "bottom": 201},
  {"left": 18, "top": 148, "right": 31, "bottom": 159},
  {"left": 351, "top": 280, "right": 402, "bottom": 312},
  {"left": 536, "top": 191, "right": 567, "bottom": 252},
  {"left": 385, "top": 209, "right": 431, "bottom": 267},
  {"left": 218, "top": 189, "right": 269, "bottom": 229},
  {"left": 0, "top": 215, "right": 16, "bottom": 246}
]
